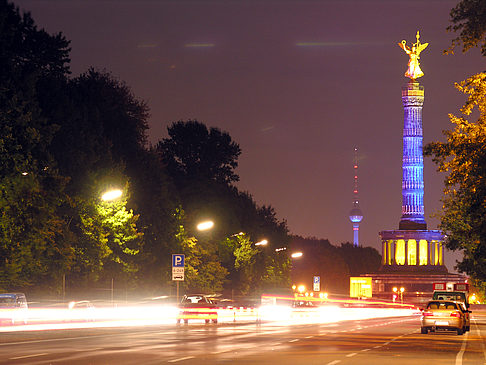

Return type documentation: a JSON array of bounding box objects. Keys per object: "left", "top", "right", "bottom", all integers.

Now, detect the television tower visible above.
[{"left": 349, "top": 147, "right": 363, "bottom": 246}]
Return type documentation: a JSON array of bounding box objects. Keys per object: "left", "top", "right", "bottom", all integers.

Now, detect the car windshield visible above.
[
  {"left": 183, "top": 296, "right": 207, "bottom": 304},
  {"left": 0, "top": 297, "right": 16, "bottom": 307},
  {"left": 427, "top": 301, "right": 457, "bottom": 310}
]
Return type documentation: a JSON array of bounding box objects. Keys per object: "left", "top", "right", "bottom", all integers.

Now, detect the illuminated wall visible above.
[
  {"left": 407, "top": 239, "right": 417, "bottom": 265},
  {"left": 419, "top": 239, "right": 428, "bottom": 265}
]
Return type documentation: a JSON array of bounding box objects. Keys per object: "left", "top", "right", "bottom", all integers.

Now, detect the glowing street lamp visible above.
[
  {"left": 197, "top": 220, "right": 214, "bottom": 231},
  {"left": 291, "top": 252, "right": 303, "bottom": 258},
  {"left": 101, "top": 189, "right": 122, "bottom": 201},
  {"left": 255, "top": 239, "right": 268, "bottom": 246}
]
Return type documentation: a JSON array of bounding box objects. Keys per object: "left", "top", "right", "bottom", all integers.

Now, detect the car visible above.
[
  {"left": 421, "top": 300, "right": 466, "bottom": 335},
  {"left": 0, "top": 293, "right": 28, "bottom": 325},
  {"left": 458, "top": 302, "right": 471, "bottom": 332},
  {"left": 68, "top": 300, "right": 96, "bottom": 322},
  {"left": 177, "top": 294, "right": 218, "bottom": 324}
]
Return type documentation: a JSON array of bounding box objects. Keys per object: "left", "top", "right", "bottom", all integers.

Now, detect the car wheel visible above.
[
  {"left": 205, "top": 319, "right": 210, "bottom": 324},
  {"left": 212, "top": 319, "right": 218, "bottom": 324},
  {"left": 420, "top": 327, "right": 428, "bottom": 334},
  {"left": 184, "top": 319, "right": 189, "bottom": 324},
  {"left": 457, "top": 328, "right": 464, "bottom": 335}
]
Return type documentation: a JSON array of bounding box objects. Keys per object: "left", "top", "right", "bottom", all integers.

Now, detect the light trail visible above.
[{"left": 0, "top": 296, "right": 419, "bottom": 332}]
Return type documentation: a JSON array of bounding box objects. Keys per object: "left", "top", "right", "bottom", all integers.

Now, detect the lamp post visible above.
[
  {"left": 101, "top": 188, "right": 122, "bottom": 306},
  {"left": 101, "top": 189, "right": 122, "bottom": 201},
  {"left": 255, "top": 239, "right": 268, "bottom": 246},
  {"left": 196, "top": 220, "right": 214, "bottom": 231}
]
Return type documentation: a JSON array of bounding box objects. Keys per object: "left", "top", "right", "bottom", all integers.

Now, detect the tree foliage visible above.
[
  {"left": 158, "top": 120, "right": 241, "bottom": 186},
  {"left": 424, "top": 73, "right": 486, "bottom": 280},
  {"left": 446, "top": 0, "right": 486, "bottom": 56}
]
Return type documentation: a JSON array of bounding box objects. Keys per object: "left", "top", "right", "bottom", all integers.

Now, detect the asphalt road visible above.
[{"left": 1, "top": 310, "right": 486, "bottom": 365}]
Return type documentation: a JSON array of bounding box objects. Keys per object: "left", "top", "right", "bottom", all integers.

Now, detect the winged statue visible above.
[{"left": 398, "top": 31, "right": 429, "bottom": 80}]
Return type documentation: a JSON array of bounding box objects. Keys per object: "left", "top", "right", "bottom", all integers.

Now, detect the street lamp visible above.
[
  {"left": 196, "top": 220, "right": 214, "bottom": 231},
  {"left": 255, "top": 239, "right": 268, "bottom": 246},
  {"left": 101, "top": 189, "right": 122, "bottom": 201},
  {"left": 291, "top": 252, "right": 303, "bottom": 258},
  {"left": 400, "top": 287, "right": 405, "bottom": 304}
]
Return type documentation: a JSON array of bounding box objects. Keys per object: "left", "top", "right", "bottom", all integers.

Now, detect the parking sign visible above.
[
  {"left": 313, "top": 276, "right": 320, "bottom": 292},
  {"left": 172, "top": 254, "right": 185, "bottom": 281},
  {"left": 172, "top": 254, "right": 185, "bottom": 268}
]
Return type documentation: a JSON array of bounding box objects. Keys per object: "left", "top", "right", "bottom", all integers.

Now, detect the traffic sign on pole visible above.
[
  {"left": 172, "top": 254, "right": 185, "bottom": 281},
  {"left": 313, "top": 276, "right": 320, "bottom": 291}
]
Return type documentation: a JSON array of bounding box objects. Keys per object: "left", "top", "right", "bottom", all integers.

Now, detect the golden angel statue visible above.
[{"left": 398, "top": 31, "right": 428, "bottom": 80}]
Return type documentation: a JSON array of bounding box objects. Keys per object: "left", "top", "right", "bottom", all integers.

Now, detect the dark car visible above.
[{"left": 177, "top": 294, "right": 218, "bottom": 324}]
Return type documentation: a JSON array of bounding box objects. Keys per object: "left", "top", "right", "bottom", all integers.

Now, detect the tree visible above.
[
  {"left": 174, "top": 208, "right": 228, "bottom": 293},
  {"left": 424, "top": 73, "right": 486, "bottom": 280},
  {"left": 0, "top": 0, "right": 72, "bottom": 292},
  {"left": 158, "top": 120, "right": 241, "bottom": 186},
  {"left": 446, "top": 0, "right": 486, "bottom": 56}
]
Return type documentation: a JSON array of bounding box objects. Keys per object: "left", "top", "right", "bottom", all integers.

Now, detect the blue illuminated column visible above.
[{"left": 399, "top": 81, "right": 427, "bottom": 230}]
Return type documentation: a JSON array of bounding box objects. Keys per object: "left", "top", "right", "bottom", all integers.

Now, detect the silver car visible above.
[{"left": 421, "top": 300, "right": 466, "bottom": 335}]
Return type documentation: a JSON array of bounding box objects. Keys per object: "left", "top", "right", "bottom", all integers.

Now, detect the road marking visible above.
[
  {"left": 346, "top": 352, "right": 357, "bottom": 357},
  {"left": 474, "top": 318, "right": 486, "bottom": 362},
  {"left": 9, "top": 353, "right": 48, "bottom": 360},
  {"left": 373, "top": 345, "right": 382, "bottom": 349},
  {"left": 305, "top": 335, "right": 313, "bottom": 338},
  {"left": 326, "top": 361, "right": 341, "bottom": 365},
  {"left": 361, "top": 348, "right": 371, "bottom": 352},
  {"left": 455, "top": 331, "right": 469, "bottom": 365},
  {"left": 168, "top": 356, "right": 195, "bottom": 363},
  {"left": 289, "top": 339, "right": 299, "bottom": 342},
  {"left": 383, "top": 341, "right": 390, "bottom": 345}
]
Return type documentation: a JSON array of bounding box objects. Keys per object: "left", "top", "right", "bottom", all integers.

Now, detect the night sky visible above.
[{"left": 13, "top": 0, "right": 485, "bottom": 271}]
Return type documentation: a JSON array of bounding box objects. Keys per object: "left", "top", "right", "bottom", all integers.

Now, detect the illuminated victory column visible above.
[
  {"left": 379, "top": 31, "right": 446, "bottom": 273},
  {"left": 349, "top": 148, "right": 363, "bottom": 246}
]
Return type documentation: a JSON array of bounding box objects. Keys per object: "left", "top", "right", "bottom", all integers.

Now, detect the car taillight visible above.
[
  {"left": 422, "top": 311, "right": 433, "bottom": 317},
  {"left": 450, "top": 311, "right": 462, "bottom": 318}
]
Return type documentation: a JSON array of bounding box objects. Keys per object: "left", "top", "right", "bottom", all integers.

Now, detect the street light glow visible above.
[
  {"left": 291, "top": 252, "right": 303, "bottom": 258},
  {"left": 197, "top": 221, "right": 214, "bottom": 231},
  {"left": 101, "top": 189, "right": 122, "bottom": 201},
  {"left": 255, "top": 239, "right": 268, "bottom": 246}
]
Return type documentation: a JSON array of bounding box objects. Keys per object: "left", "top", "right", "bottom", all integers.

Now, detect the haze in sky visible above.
[{"left": 13, "top": 0, "right": 485, "bottom": 272}]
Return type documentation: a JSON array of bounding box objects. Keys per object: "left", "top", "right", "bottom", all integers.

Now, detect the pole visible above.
[
  {"left": 62, "top": 274, "right": 66, "bottom": 301},
  {"left": 176, "top": 281, "right": 179, "bottom": 304},
  {"left": 111, "top": 278, "right": 114, "bottom": 307}
]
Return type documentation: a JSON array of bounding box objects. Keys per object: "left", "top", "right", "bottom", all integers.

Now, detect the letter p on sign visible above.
[{"left": 172, "top": 254, "right": 185, "bottom": 268}]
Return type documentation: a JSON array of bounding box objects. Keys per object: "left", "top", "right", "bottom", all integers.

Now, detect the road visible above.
[{"left": 1, "top": 309, "right": 486, "bottom": 365}]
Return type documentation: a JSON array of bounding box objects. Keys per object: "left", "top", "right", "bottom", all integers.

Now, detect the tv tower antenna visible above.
[{"left": 349, "top": 147, "right": 363, "bottom": 246}]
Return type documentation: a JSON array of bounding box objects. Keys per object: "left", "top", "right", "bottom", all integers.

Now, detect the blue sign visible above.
[
  {"left": 172, "top": 254, "right": 185, "bottom": 268},
  {"left": 313, "top": 276, "right": 320, "bottom": 284}
]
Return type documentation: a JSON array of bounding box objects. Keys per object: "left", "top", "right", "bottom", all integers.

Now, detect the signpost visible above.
[
  {"left": 313, "top": 276, "right": 320, "bottom": 292},
  {"left": 172, "top": 254, "right": 185, "bottom": 303}
]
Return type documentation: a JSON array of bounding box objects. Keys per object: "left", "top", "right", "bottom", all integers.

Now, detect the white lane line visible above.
[
  {"left": 474, "top": 318, "right": 486, "bottom": 362},
  {"left": 361, "top": 348, "right": 371, "bottom": 352},
  {"left": 9, "top": 353, "right": 48, "bottom": 360},
  {"left": 455, "top": 331, "right": 469, "bottom": 365},
  {"left": 373, "top": 345, "right": 382, "bottom": 349},
  {"left": 168, "top": 356, "right": 195, "bottom": 363},
  {"left": 289, "top": 339, "right": 299, "bottom": 342},
  {"left": 346, "top": 352, "right": 357, "bottom": 357},
  {"left": 326, "top": 361, "right": 341, "bottom": 365},
  {"left": 383, "top": 341, "right": 390, "bottom": 345},
  {"left": 305, "top": 336, "right": 314, "bottom": 338}
]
